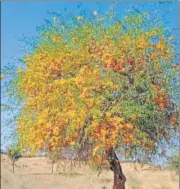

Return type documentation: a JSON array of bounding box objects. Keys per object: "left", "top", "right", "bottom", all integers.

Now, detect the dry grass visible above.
[
  {"left": 1, "top": 154, "right": 179, "bottom": 189},
  {"left": 127, "top": 175, "right": 142, "bottom": 189}
]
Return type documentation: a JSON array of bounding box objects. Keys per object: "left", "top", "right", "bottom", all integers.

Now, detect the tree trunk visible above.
[{"left": 106, "top": 147, "right": 126, "bottom": 189}]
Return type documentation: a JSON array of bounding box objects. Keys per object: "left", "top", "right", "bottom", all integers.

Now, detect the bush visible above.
[{"left": 167, "top": 152, "right": 179, "bottom": 173}]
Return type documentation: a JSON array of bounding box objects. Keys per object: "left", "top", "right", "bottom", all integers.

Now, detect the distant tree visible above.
[
  {"left": 7, "top": 145, "right": 22, "bottom": 174},
  {"left": 3, "top": 6, "right": 178, "bottom": 189}
]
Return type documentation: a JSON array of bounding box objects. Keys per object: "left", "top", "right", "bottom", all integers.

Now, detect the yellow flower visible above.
[
  {"left": 18, "top": 68, "right": 24, "bottom": 74},
  {"left": 130, "top": 114, "right": 136, "bottom": 120},
  {"left": 70, "top": 142, "right": 76, "bottom": 148},
  {"left": 101, "top": 129, "right": 106, "bottom": 136},
  {"left": 156, "top": 44, "right": 164, "bottom": 51},
  {"left": 77, "top": 16, "right": 83, "bottom": 21},
  {"left": 92, "top": 145, "right": 102, "bottom": 157}
]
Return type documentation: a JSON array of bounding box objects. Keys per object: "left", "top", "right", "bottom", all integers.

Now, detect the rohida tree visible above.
[{"left": 6, "top": 8, "right": 179, "bottom": 189}]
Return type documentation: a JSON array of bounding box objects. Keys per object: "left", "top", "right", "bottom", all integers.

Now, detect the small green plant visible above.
[
  {"left": 7, "top": 145, "right": 21, "bottom": 159},
  {"left": 7, "top": 145, "right": 22, "bottom": 174}
]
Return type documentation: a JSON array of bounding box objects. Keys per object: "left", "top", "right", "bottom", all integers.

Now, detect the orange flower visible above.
[
  {"left": 130, "top": 114, "right": 136, "bottom": 120},
  {"left": 123, "top": 138, "right": 130, "bottom": 143},
  {"left": 124, "top": 123, "right": 133, "bottom": 130}
]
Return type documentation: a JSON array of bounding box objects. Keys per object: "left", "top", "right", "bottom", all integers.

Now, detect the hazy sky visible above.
[{"left": 1, "top": 2, "right": 179, "bottom": 159}]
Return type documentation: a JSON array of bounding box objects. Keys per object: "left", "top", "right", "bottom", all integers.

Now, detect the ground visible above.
[{"left": 1, "top": 154, "right": 178, "bottom": 189}]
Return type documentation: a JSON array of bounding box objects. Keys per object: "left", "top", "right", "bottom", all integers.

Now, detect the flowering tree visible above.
[{"left": 4, "top": 8, "right": 178, "bottom": 189}]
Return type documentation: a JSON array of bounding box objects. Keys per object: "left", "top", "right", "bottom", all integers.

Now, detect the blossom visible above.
[{"left": 77, "top": 16, "right": 83, "bottom": 21}]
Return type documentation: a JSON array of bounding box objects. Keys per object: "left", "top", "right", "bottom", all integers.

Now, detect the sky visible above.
[{"left": 1, "top": 2, "right": 179, "bottom": 162}]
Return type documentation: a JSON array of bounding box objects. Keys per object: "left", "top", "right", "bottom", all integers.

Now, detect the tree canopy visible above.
[{"left": 5, "top": 8, "right": 178, "bottom": 164}]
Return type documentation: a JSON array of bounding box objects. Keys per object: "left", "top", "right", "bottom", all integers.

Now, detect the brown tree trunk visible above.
[{"left": 106, "top": 147, "right": 126, "bottom": 189}]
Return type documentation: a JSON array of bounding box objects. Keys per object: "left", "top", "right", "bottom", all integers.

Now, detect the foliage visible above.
[{"left": 4, "top": 7, "right": 179, "bottom": 164}]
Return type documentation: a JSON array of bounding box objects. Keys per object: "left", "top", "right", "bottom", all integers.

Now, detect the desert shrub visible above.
[{"left": 167, "top": 152, "right": 179, "bottom": 173}]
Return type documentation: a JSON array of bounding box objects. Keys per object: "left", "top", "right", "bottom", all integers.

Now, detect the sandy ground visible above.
[{"left": 1, "top": 154, "right": 178, "bottom": 189}]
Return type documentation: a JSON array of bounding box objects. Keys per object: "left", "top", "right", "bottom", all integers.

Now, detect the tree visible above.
[{"left": 5, "top": 7, "right": 178, "bottom": 189}]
